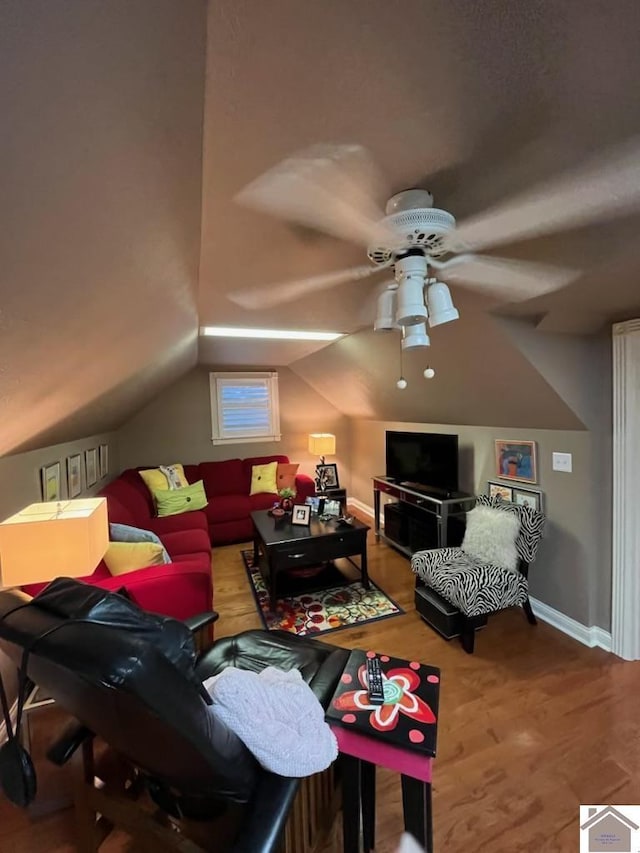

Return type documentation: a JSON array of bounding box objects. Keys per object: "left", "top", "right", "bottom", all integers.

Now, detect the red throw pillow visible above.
[{"left": 276, "top": 462, "right": 299, "bottom": 491}]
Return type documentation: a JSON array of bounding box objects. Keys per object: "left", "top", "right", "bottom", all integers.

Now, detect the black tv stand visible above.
[{"left": 372, "top": 476, "right": 475, "bottom": 557}]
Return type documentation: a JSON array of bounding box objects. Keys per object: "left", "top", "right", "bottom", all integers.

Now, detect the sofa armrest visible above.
[
  {"left": 91, "top": 560, "right": 213, "bottom": 621},
  {"left": 229, "top": 773, "right": 299, "bottom": 853},
  {"left": 294, "top": 473, "right": 315, "bottom": 502},
  {"left": 183, "top": 611, "right": 220, "bottom": 634}
]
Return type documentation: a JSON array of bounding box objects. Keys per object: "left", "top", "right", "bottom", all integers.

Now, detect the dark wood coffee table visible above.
[{"left": 251, "top": 510, "right": 370, "bottom": 610}]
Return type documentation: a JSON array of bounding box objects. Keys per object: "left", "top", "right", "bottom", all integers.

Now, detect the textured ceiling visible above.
[
  {"left": 0, "top": 0, "right": 205, "bottom": 455},
  {"left": 4, "top": 0, "right": 640, "bottom": 457},
  {"left": 199, "top": 0, "right": 640, "bottom": 348}
]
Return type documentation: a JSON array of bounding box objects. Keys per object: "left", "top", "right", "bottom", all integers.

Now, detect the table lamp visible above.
[
  {"left": 308, "top": 433, "right": 336, "bottom": 465},
  {"left": 0, "top": 498, "right": 109, "bottom": 588},
  {"left": 308, "top": 434, "right": 337, "bottom": 493}
]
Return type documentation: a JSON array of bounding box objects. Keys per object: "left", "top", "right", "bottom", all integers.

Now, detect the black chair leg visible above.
[
  {"left": 522, "top": 597, "right": 537, "bottom": 625},
  {"left": 460, "top": 622, "right": 475, "bottom": 654}
]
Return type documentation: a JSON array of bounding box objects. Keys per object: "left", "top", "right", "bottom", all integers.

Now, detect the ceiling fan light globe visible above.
[
  {"left": 374, "top": 287, "right": 397, "bottom": 331},
  {"left": 401, "top": 323, "right": 430, "bottom": 349},
  {"left": 426, "top": 281, "right": 459, "bottom": 327}
]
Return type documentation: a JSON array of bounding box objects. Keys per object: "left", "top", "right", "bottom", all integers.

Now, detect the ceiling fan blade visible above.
[
  {"left": 227, "top": 264, "right": 381, "bottom": 310},
  {"left": 445, "top": 137, "right": 640, "bottom": 252},
  {"left": 432, "top": 255, "right": 578, "bottom": 302},
  {"left": 236, "top": 144, "right": 392, "bottom": 248}
]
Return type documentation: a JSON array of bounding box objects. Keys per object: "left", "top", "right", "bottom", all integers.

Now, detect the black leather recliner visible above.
[{"left": 0, "top": 579, "right": 349, "bottom": 852}]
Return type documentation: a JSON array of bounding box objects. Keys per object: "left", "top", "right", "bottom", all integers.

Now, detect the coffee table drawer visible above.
[{"left": 271, "top": 530, "right": 365, "bottom": 569}]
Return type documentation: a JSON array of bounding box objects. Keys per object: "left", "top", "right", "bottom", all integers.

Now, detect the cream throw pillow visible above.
[
  {"left": 139, "top": 464, "right": 188, "bottom": 494},
  {"left": 461, "top": 505, "right": 520, "bottom": 571}
]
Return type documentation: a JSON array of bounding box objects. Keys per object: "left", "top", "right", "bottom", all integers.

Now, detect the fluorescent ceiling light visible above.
[{"left": 200, "top": 326, "right": 343, "bottom": 341}]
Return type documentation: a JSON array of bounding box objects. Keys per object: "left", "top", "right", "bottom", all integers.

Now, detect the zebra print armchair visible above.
[{"left": 411, "top": 495, "right": 546, "bottom": 653}]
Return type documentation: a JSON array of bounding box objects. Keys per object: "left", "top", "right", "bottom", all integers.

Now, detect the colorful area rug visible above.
[{"left": 241, "top": 550, "right": 404, "bottom": 637}]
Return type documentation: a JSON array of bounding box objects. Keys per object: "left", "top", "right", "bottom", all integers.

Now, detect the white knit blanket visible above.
[{"left": 203, "top": 666, "right": 338, "bottom": 778}]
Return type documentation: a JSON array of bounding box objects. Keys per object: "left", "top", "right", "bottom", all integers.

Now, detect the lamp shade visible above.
[
  {"left": 308, "top": 433, "right": 336, "bottom": 457},
  {"left": 0, "top": 498, "right": 109, "bottom": 587}
]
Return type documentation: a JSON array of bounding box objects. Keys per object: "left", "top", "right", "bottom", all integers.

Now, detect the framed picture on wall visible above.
[
  {"left": 494, "top": 440, "right": 538, "bottom": 484},
  {"left": 487, "top": 481, "right": 513, "bottom": 502},
  {"left": 67, "top": 454, "right": 82, "bottom": 498},
  {"left": 99, "top": 444, "right": 109, "bottom": 479},
  {"left": 85, "top": 448, "right": 98, "bottom": 487},
  {"left": 41, "top": 462, "right": 62, "bottom": 501},
  {"left": 513, "top": 488, "right": 543, "bottom": 512}
]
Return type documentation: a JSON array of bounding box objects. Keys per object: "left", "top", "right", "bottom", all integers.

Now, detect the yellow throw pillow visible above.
[
  {"left": 104, "top": 541, "right": 166, "bottom": 576},
  {"left": 154, "top": 480, "right": 208, "bottom": 517},
  {"left": 139, "top": 464, "right": 188, "bottom": 494},
  {"left": 250, "top": 461, "right": 278, "bottom": 496}
]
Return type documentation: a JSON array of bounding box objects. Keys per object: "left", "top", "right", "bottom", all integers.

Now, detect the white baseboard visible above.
[
  {"left": 349, "top": 497, "right": 374, "bottom": 518},
  {"left": 527, "top": 597, "right": 612, "bottom": 652},
  {"left": 350, "top": 496, "right": 613, "bottom": 653}
]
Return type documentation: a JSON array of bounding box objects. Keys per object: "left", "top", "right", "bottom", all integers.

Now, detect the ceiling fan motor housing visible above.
[
  {"left": 395, "top": 255, "right": 428, "bottom": 326},
  {"left": 369, "top": 189, "right": 456, "bottom": 266}
]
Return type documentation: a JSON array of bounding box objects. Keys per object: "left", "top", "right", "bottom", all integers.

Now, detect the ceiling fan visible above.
[{"left": 229, "top": 140, "right": 640, "bottom": 343}]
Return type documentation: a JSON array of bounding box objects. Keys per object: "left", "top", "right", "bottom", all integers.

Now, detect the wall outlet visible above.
[{"left": 552, "top": 452, "right": 572, "bottom": 473}]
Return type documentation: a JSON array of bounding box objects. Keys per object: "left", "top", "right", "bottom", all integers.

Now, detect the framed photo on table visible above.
[
  {"left": 292, "top": 504, "right": 311, "bottom": 526},
  {"left": 41, "top": 462, "right": 61, "bottom": 501},
  {"left": 494, "top": 440, "right": 537, "bottom": 484},
  {"left": 67, "top": 454, "right": 83, "bottom": 498},
  {"left": 315, "top": 463, "right": 339, "bottom": 491}
]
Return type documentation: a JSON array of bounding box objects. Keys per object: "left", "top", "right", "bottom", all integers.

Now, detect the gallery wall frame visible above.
[
  {"left": 99, "top": 444, "right": 108, "bottom": 479},
  {"left": 512, "top": 487, "right": 544, "bottom": 513},
  {"left": 494, "top": 439, "right": 538, "bottom": 484},
  {"left": 487, "top": 481, "right": 513, "bottom": 502},
  {"left": 85, "top": 448, "right": 98, "bottom": 487},
  {"left": 66, "top": 454, "right": 82, "bottom": 498},
  {"left": 41, "top": 462, "right": 62, "bottom": 501}
]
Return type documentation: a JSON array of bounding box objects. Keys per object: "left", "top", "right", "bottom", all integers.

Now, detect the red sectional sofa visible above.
[
  {"left": 194, "top": 454, "right": 315, "bottom": 545},
  {"left": 21, "top": 455, "right": 311, "bottom": 620},
  {"left": 100, "top": 454, "right": 314, "bottom": 545}
]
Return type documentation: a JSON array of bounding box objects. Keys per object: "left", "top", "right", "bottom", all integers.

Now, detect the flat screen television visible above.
[{"left": 385, "top": 431, "right": 459, "bottom": 493}]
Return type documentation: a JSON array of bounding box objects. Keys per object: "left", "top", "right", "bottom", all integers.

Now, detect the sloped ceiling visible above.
[
  {"left": 291, "top": 291, "right": 586, "bottom": 430},
  {"left": 4, "top": 0, "right": 640, "bottom": 457},
  {"left": 0, "top": 0, "right": 205, "bottom": 455},
  {"left": 199, "top": 0, "right": 640, "bottom": 394}
]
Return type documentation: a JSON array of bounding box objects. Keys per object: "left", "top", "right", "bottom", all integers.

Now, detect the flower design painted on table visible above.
[{"left": 333, "top": 663, "right": 436, "bottom": 732}]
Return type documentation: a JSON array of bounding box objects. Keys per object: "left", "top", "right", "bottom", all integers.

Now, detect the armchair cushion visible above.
[
  {"left": 461, "top": 505, "right": 520, "bottom": 571},
  {"left": 411, "top": 547, "right": 528, "bottom": 617}
]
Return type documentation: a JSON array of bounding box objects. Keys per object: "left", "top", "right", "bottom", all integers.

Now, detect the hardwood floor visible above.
[{"left": 2, "top": 513, "right": 639, "bottom": 852}]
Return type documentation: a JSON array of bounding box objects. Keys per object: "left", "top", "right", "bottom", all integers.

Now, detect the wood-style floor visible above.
[{"left": 2, "top": 512, "right": 639, "bottom": 852}]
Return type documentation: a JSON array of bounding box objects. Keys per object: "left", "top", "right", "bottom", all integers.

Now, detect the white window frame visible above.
[{"left": 209, "top": 371, "right": 281, "bottom": 445}]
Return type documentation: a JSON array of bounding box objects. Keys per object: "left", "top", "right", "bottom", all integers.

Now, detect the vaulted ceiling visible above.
[{"left": 2, "top": 0, "right": 640, "bottom": 455}]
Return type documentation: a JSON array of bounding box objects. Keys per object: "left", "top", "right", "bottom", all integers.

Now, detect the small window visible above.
[{"left": 209, "top": 372, "right": 281, "bottom": 445}]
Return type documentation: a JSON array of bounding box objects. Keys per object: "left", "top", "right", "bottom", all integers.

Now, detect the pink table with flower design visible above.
[{"left": 326, "top": 649, "right": 440, "bottom": 853}]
